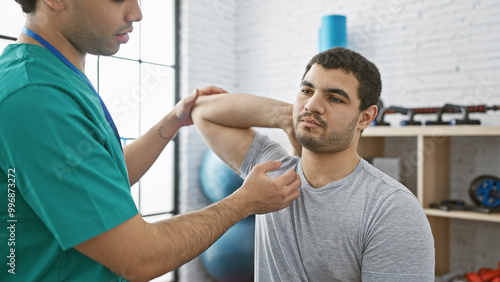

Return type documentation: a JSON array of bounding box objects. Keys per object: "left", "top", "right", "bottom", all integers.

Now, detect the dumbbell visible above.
[
  {"left": 373, "top": 106, "right": 420, "bottom": 126},
  {"left": 426, "top": 104, "right": 480, "bottom": 126}
]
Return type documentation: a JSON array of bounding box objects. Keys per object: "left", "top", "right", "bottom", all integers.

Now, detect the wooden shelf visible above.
[
  {"left": 425, "top": 209, "right": 500, "bottom": 223},
  {"left": 363, "top": 125, "right": 500, "bottom": 137},
  {"left": 358, "top": 125, "right": 500, "bottom": 275}
]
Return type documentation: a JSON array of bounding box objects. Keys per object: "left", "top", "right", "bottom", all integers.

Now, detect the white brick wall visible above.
[
  {"left": 179, "top": 0, "right": 500, "bottom": 278},
  {"left": 178, "top": 0, "right": 239, "bottom": 280}
]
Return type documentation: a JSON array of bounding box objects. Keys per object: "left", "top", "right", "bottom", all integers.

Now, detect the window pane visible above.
[
  {"left": 85, "top": 55, "right": 99, "bottom": 88},
  {"left": 0, "top": 2, "right": 25, "bottom": 38},
  {"left": 113, "top": 24, "right": 141, "bottom": 61},
  {"left": 140, "top": 142, "right": 174, "bottom": 215},
  {"left": 99, "top": 57, "right": 140, "bottom": 139},
  {"left": 140, "top": 64, "right": 175, "bottom": 134},
  {"left": 143, "top": 213, "right": 172, "bottom": 223},
  {"left": 0, "top": 39, "right": 14, "bottom": 54},
  {"left": 141, "top": 0, "right": 175, "bottom": 65},
  {"left": 131, "top": 182, "right": 140, "bottom": 210}
]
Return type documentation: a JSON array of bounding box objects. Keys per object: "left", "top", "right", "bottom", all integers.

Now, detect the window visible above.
[
  {"left": 1, "top": 1, "right": 179, "bottom": 281},
  {"left": 0, "top": 1, "right": 25, "bottom": 50}
]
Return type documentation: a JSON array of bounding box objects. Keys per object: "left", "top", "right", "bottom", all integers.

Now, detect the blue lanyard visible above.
[{"left": 22, "top": 27, "right": 123, "bottom": 151}]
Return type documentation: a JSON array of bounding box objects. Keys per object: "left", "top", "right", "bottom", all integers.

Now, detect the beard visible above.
[{"left": 294, "top": 113, "right": 359, "bottom": 154}]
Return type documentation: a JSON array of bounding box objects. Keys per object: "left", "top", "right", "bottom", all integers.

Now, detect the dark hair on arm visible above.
[
  {"left": 302, "top": 47, "right": 382, "bottom": 112},
  {"left": 15, "top": 0, "right": 37, "bottom": 13}
]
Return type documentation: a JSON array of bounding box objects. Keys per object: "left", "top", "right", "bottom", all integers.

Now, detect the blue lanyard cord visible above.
[{"left": 22, "top": 27, "right": 123, "bottom": 151}]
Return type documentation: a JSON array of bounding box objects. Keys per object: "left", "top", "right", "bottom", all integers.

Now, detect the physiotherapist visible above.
[{"left": 0, "top": 0, "right": 301, "bottom": 281}]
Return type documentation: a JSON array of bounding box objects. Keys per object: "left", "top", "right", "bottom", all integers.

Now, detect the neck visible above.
[
  {"left": 17, "top": 22, "right": 86, "bottom": 73},
  {"left": 300, "top": 145, "right": 361, "bottom": 188}
]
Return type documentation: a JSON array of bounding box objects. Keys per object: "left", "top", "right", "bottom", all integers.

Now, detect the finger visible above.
[
  {"left": 255, "top": 160, "right": 282, "bottom": 173},
  {"left": 286, "top": 173, "right": 302, "bottom": 190},
  {"left": 183, "top": 88, "right": 199, "bottom": 104},
  {"left": 283, "top": 173, "right": 301, "bottom": 196},
  {"left": 187, "top": 88, "right": 201, "bottom": 106},
  {"left": 283, "top": 187, "right": 300, "bottom": 203},
  {"left": 193, "top": 88, "right": 201, "bottom": 100},
  {"left": 200, "top": 85, "right": 228, "bottom": 95},
  {"left": 207, "top": 85, "right": 228, "bottom": 94},
  {"left": 278, "top": 169, "right": 301, "bottom": 186}
]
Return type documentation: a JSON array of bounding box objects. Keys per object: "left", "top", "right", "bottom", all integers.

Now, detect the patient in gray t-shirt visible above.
[
  {"left": 241, "top": 133, "right": 435, "bottom": 282},
  {"left": 192, "top": 47, "right": 435, "bottom": 281}
]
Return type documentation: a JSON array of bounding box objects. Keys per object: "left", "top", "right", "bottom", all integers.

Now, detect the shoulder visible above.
[
  {"left": 0, "top": 44, "right": 85, "bottom": 104},
  {"left": 358, "top": 159, "right": 415, "bottom": 198},
  {"left": 0, "top": 45, "right": 101, "bottom": 126},
  {"left": 359, "top": 159, "right": 405, "bottom": 188},
  {"left": 0, "top": 84, "right": 90, "bottom": 125},
  {"left": 241, "top": 132, "right": 299, "bottom": 177},
  {"left": 350, "top": 160, "right": 426, "bottom": 220},
  {"left": 0, "top": 84, "right": 110, "bottom": 167}
]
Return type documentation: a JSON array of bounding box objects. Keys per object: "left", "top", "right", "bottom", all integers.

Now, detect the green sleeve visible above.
[{"left": 1, "top": 85, "right": 139, "bottom": 250}]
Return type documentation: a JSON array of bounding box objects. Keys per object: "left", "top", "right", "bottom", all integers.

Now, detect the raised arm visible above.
[{"left": 191, "top": 93, "right": 296, "bottom": 174}]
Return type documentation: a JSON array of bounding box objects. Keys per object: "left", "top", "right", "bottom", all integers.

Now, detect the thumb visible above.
[
  {"left": 179, "top": 89, "right": 200, "bottom": 112},
  {"left": 256, "top": 160, "right": 282, "bottom": 173},
  {"left": 186, "top": 88, "right": 200, "bottom": 104}
]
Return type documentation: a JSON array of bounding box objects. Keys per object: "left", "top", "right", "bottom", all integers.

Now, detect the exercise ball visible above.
[
  {"left": 200, "top": 149, "right": 244, "bottom": 203},
  {"left": 201, "top": 216, "right": 255, "bottom": 282}
]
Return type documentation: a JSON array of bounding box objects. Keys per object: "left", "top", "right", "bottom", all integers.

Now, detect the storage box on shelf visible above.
[{"left": 358, "top": 125, "right": 500, "bottom": 275}]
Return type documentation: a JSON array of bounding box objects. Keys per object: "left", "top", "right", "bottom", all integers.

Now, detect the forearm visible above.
[
  {"left": 75, "top": 161, "right": 300, "bottom": 281},
  {"left": 141, "top": 195, "right": 249, "bottom": 280},
  {"left": 140, "top": 160, "right": 300, "bottom": 279},
  {"left": 193, "top": 93, "right": 300, "bottom": 160},
  {"left": 123, "top": 111, "right": 180, "bottom": 185},
  {"left": 76, "top": 196, "right": 249, "bottom": 282},
  {"left": 194, "top": 93, "right": 293, "bottom": 130}
]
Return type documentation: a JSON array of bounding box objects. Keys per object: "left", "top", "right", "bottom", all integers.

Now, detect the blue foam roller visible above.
[{"left": 319, "top": 15, "right": 347, "bottom": 52}]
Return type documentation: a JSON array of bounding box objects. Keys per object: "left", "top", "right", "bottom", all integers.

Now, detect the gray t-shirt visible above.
[{"left": 240, "top": 133, "right": 435, "bottom": 282}]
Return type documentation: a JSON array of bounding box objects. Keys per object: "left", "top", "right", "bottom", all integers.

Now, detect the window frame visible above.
[
  {"left": 89, "top": 0, "right": 179, "bottom": 219},
  {"left": 0, "top": 0, "right": 181, "bottom": 280}
]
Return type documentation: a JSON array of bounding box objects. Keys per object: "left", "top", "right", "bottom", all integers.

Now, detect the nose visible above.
[
  {"left": 304, "top": 93, "right": 325, "bottom": 115},
  {"left": 126, "top": 0, "right": 143, "bottom": 23}
]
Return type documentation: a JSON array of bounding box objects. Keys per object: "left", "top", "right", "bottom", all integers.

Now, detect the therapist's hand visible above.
[
  {"left": 174, "top": 86, "right": 228, "bottom": 127},
  {"left": 230, "top": 160, "right": 301, "bottom": 215}
]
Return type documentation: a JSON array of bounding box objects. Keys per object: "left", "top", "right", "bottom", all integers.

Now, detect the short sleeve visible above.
[
  {"left": 240, "top": 132, "right": 290, "bottom": 178},
  {"left": 361, "top": 190, "right": 435, "bottom": 281},
  {"left": 1, "top": 86, "right": 138, "bottom": 250}
]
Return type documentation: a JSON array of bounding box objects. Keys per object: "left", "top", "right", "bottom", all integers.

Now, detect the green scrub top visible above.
[{"left": 0, "top": 44, "right": 139, "bottom": 281}]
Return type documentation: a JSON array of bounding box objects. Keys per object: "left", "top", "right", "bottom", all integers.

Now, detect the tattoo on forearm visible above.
[{"left": 158, "top": 126, "right": 172, "bottom": 141}]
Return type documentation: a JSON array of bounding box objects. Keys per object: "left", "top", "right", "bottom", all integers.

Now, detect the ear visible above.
[
  {"left": 43, "top": 0, "right": 67, "bottom": 11},
  {"left": 358, "top": 105, "right": 378, "bottom": 131}
]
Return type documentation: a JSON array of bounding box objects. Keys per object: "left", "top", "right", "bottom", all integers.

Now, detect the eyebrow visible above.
[{"left": 301, "top": 80, "right": 351, "bottom": 101}]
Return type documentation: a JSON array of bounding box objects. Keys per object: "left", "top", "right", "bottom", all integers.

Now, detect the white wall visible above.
[
  {"left": 234, "top": 0, "right": 500, "bottom": 272},
  {"left": 237, "top": 0, "right": 500, "bottom": 125},
  {"left": 179, "top": 0, "right": 500, "bottom": 279},
  {"left": 178, "top": 0, "right": 239, "bottom": 280}
]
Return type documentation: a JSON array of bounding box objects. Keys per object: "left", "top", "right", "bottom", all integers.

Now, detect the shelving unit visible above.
[{"left": 358, "top": 125, "right": 500, "bottom": 275}]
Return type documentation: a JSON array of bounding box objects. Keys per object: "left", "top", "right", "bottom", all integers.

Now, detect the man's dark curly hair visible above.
[
  {"left": 302, "top": 47, "right": 382, "bottom": 112},
  {"left": 15, "top": 0, "right": 37, "bottom": 13}
]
